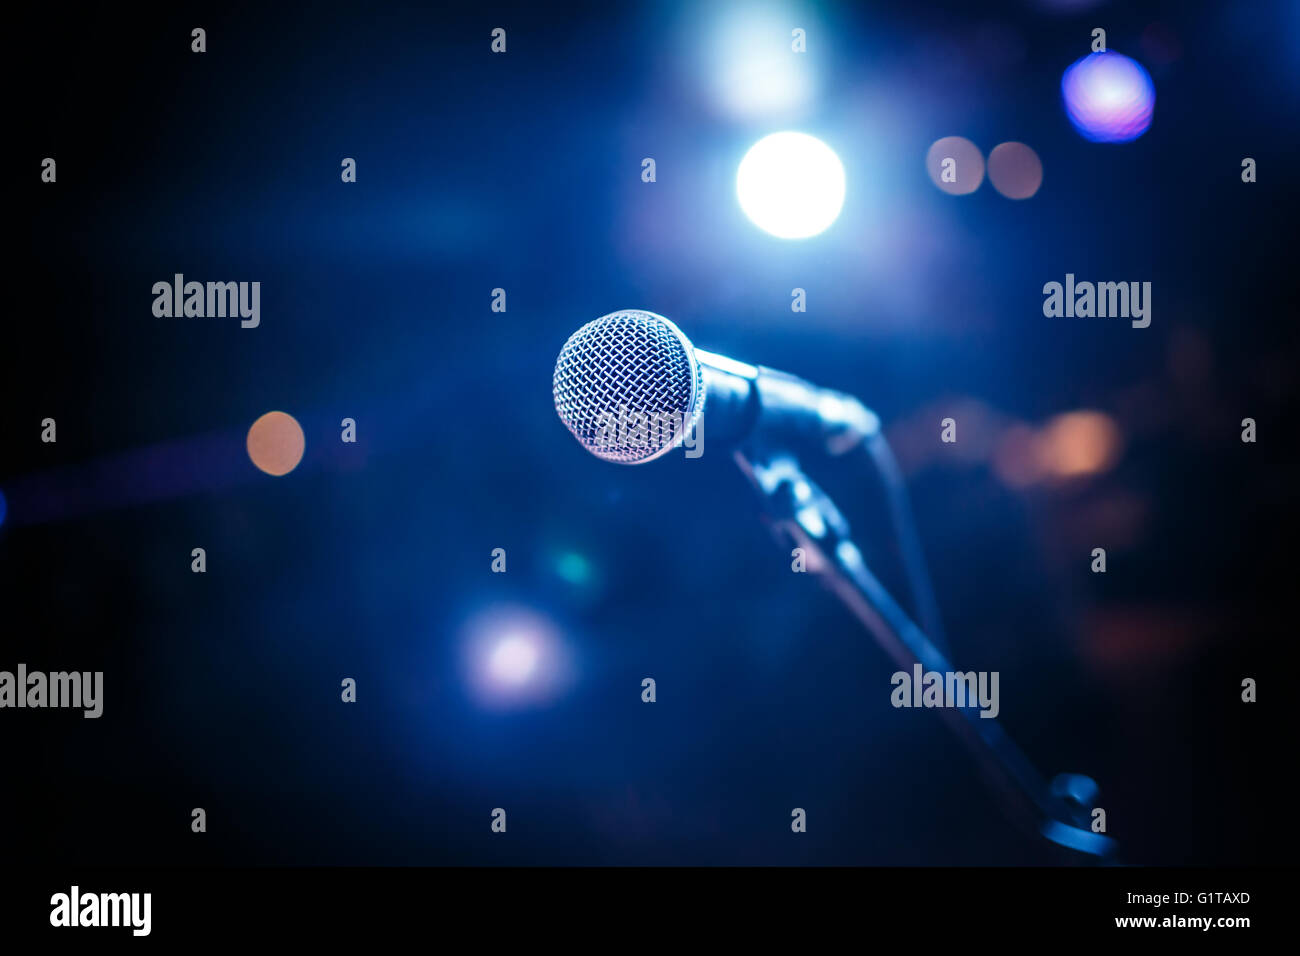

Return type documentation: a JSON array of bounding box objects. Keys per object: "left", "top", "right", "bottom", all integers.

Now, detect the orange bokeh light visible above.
[
  {"left": 247, "top": 411, "right": 305, "bottom": 476},
  {"left": 1040, "top": 411, "right": 1121, "bottom": 478}
]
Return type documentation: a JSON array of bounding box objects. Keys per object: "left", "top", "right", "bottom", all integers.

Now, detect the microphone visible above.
[
  {"left": 552, "top": 309, "right": 880, "bottom": 464},
  {"left": 550, "top": 311, "right": 1114, "bottom": 858},
  {"left": 554, "top": 308, "right": 950, "bottom": 654}
]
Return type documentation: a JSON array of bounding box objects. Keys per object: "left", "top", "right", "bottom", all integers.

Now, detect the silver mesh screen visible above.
[{"left": 553, "top": 310, "right": 704, "bottom": 464}]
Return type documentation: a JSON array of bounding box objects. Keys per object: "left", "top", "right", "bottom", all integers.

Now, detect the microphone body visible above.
[
  {"left": 552, "top": 309, "right": 878, "bottom": 464},
  {"left": 693, "top": 348, "right": 881, "bottom": 458}
]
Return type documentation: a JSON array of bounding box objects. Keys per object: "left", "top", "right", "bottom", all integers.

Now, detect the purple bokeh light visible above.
[{"left": 1062, "top": 51, "right": 1155, "bottom": 143}]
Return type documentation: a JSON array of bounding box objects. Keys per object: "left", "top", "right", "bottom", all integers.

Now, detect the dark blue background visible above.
[{"left": 4, "top": 0, "right": 1295, "bottom": 865}]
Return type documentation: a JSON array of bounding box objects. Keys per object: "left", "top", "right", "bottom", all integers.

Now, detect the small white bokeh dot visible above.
[{"left": 737, "top": 131, "right": 846, "bottom": 239}]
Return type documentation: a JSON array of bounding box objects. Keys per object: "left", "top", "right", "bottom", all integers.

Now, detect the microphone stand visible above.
[{"left": 732, "top": 445, "right": 1118, "bottom": 861}]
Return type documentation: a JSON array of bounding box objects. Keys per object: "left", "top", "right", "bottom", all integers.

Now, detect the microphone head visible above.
[{"left": 553, "top": 310, "right": 704, "bottom": 464}]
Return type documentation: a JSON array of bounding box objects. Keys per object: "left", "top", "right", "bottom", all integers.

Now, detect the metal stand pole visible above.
[{"left": 734, "top": 448, "right": 1117, "bottom": 860}]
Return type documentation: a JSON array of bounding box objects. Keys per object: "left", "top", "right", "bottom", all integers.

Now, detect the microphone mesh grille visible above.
[{"left": 553, "top": 310, "right": 702, "bottom": 464}]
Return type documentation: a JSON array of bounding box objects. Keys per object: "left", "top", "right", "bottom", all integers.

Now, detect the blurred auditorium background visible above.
[{"left": 4, "top": 0, "right": 1295, "bottom": 865}]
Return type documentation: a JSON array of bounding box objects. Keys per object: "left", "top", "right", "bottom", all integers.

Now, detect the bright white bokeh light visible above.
[
  {"left": 704, "top": 10, "right": 816, "bottom": 120},
  {"left": 459, "top": 605, "right": 576, "bottom": 711},
  {"left": 737, "top": 132, "right": 846, "bottom": 239},
  {"left": 489, "top": 635, "right": 539, "bottom": 685},
  {"left": 680, "top": 2, "right": 825, "bottom": 121}
]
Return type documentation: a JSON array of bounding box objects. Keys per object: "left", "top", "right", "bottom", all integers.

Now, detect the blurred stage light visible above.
[
  {"left": 247, "top": 411, "right": 305, "bottom": 476},
  {"left": 0, "top": 487, "right": 7, "bottom": 528},
  {"left": 1061, "top": 51, "right": 1155, "bottom": 143},
  {"left": 489, "top": 636, "right": 539, "bottom": 686},
  {"left": 737, "top": 132, "right": 845, "bottom": 239},
  {"left": 544, "top": 546, "right": 604, "bottom": 608},
  {"left": 993, "top": 425, "right": 1045, "bottom": 489},
  {"left": 1042, "top": 411, "right": 1121, "bottom": 477},
  {"left": 555, "top": 550, "right": 592, "bottom": 586},
  {"left": 987, "top": 142, "right": 1043, "bottom": 199},
  {"left": 925, "top": 136, "right": 984, "bottom": 195},
  {"left": 461, "top": 605, "right": 575, "bottom": 710},
  {"left": 994, "top": 412, "right": 1121, "bottom": 487},
  {"left": 697, "top": 5, "right": 816, "bottom": 120}
]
